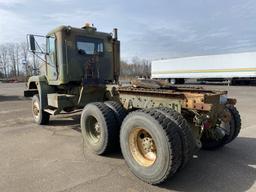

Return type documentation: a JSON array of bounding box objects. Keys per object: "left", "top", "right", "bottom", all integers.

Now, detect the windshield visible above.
[{"left": 76, "top": 37, "right": 104, "bottom": 55}]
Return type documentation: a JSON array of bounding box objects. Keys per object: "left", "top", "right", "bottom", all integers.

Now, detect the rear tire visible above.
[
  {"left": 120, "top": 109, "right": 182, "bottom": 184},
  {"left": 226, "top": 105, "right": 241, "bottom": 141},
  {"left": 156, "top": 107, "right": 195, "bottom": 168},
  {"left": 32, "top": 94, "right": 50, "bottom": 125},
  {"left": 104, "top": 101, "right": 127, "bottom": 125},
  {"left": 80, "top": 102, "right": 118, "bottom": 155},
  {"left": 201, "top": 107, "right": 237, "bottom": 150}
]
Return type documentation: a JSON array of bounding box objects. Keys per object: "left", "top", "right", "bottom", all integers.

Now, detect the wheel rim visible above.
[
  {"left": 219, "top": 109, "right": 232, "bottom": 135},
  {"left": 85, "top": 116, "right": 101, "bottom": 143},
  {"left": 219, "top": 120, "right": 231, "bottom": 135},
  {"left": 129, "top": 128, "right": 157, "bottom": 167},
  {"left": 170, "top": 79, "right": 176, "bottom": 85},
  {"left": 32, "top": 99, "right": 40, "bottom": 120}
]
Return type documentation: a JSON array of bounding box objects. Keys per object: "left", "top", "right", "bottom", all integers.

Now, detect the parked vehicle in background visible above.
[{"left": 151, "top": 52, "right": 256, "bottom": 85}]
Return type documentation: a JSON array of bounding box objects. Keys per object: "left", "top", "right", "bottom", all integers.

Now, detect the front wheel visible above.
[
  {"left": 120, "top": 109, "right": 182, "bottom": 184},
  {"left": 32, "top": 94, "right": 50, "bottom": 125}
]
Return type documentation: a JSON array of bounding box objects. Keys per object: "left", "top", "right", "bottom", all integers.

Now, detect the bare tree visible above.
[
  {"left": 0, "top": 45, "right": 9, "bottom": 78},
  {"left": 15, "top": 43, "right": 20, "bottom": 76},
  {"left": 0, "top": 41, "right": 42, "bottom": 79},
  {"left": 20, "top": 42, "right": 29, "bottom": 76},
  {"left": 6, "top": 43, "right": 17, "bottom": 77},
  {"left": 1, "top": 40, "right": 151, "bottom": 80},
  {"left": 120, "top": 57, "right": 151, "bottom": 79}
]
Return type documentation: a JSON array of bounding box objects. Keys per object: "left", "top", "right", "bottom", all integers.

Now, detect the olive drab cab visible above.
[
  {"left": 25, "top": 24, "right": 121, "bottom": 114},
  {"left": 27, "top": 24, "right": 120, "bottom": 86}
]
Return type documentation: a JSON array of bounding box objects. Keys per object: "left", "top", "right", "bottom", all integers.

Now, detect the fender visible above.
[{"left": 24, "top": 75, "right": 55, "bottom": 110}]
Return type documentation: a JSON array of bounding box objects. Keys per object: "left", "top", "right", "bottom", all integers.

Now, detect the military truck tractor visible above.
[{"left": 24, "top": 23, "right": 241, "bottom": 184}]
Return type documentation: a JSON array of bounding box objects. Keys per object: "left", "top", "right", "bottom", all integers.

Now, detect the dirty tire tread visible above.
[
  {"left": 144, "top": 108, "right": 182, "bottom": 180},
  {"left": 92, "top": 102, "right": 119, "bottom": 153},
  {"left": 226, "top": 104, "right": 241, "bottom": 140},
  {"left": 104, "top": 101, "right": 127, "bottom": 125},
  {"left": 81, "top": 102, "right": 118, "bottom": 154},
  {"left": 156, "top": 107, "right": 195, "bottom": 168},
  {"left": 201, "top": 134, "right": 226, "bottom": 150},
  {"left": 120, "top": 108, "right": 182, "bottom": 184}
]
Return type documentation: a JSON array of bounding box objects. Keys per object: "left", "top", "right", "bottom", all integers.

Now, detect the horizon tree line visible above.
[{"left": 0, "top": 42, "right": 151, "bottom": 80}]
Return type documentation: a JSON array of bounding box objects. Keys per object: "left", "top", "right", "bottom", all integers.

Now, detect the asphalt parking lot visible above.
[{"left": 0, "top": 82, "right": 255, "bottom": 192}]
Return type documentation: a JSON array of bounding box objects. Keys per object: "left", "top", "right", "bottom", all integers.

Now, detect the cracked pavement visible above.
[{"left": 0, "top": 83, "right": 255, "bottom": 192}]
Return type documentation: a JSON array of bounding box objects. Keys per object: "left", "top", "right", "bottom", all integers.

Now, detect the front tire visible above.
[
  {"left": 32, "top": 94, "right": 50, "bottom": 125},
  {"left": 120, "top": 109, "right": 182, "bottom": 184}
]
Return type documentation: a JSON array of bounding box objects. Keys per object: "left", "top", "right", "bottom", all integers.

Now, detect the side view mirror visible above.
[{"left": 28, "top": 34, "right": 36, "bottom": 52}]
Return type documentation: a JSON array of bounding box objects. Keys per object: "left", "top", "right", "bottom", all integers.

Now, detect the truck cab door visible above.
[{"left": 46, "top": 36, "right": 58, "bottom": 81}]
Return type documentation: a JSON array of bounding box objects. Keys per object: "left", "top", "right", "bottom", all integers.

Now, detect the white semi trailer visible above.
[{"left": 151, "top": 52, "right": 256, "bottom": 85}]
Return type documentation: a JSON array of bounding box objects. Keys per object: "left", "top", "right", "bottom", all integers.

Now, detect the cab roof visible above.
[{"left": 47, "top": 25, "right": 112, "bottom": 39}]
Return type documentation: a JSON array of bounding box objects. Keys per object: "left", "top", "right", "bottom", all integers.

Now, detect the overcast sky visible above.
[{"left": 1, "top": 0, "right": 256, "bottom": 60}]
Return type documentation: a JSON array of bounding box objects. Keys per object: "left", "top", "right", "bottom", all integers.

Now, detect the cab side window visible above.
[
  {"left": 46, "top": 36, "right": 57, "bottom": 80},
  {"left": 47, "top": 36, "right": 56, "bottom": 54}
]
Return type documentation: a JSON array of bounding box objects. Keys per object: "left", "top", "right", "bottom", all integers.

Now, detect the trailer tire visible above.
[
  {"left": 177, "top": 78, "right": 185, "bottom": 84},
  {"left": 104, "top": 101, "right": 127, "bottom": 125},
  {"left": 32, "top": 94, "right": 50, "bottom": 125},
  {"left": 169, "top": 78, "right": 176, "bottom": 85},
  {"left": 80, "top": 102, "right": 118, "bottom": 155},
  {"left": 156, "top": 107, "right": 195, "bottom": 168},
  {"left": 120, "top": 109, "right": 182, "bottom": 184}
]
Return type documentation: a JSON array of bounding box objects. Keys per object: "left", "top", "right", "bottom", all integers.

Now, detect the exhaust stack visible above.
[{"left": 113, "top": 28, "right": 118, "bottom": 40}]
